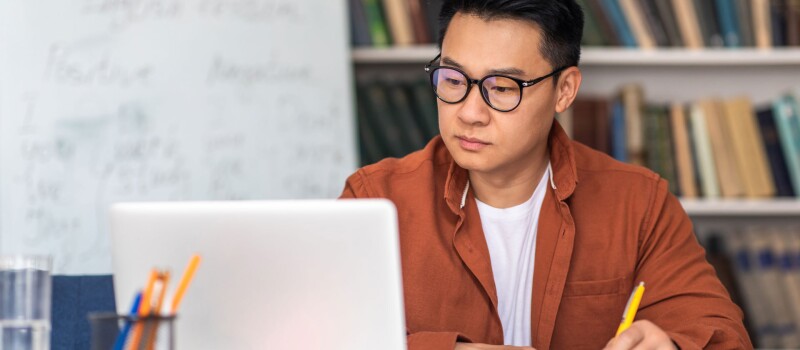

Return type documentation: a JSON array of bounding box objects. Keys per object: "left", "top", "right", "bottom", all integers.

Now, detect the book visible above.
[
  {"left": 361, "top": 0, "right": 391, "bottom": 47},
  {"left": 611, "top": 99, "right": 627, "bottom": 162},
  {"left": 771, "top": 0, "right": 788, "bottom": 46},
  {"left": 578, "top": 0, "right": 610, "bottom": 46},
  {"left": 671, "top": 0, "right": 705, "bottom": 48},
  {"left": 722, "top": 98, "right": 775, "bottom": 198},
  {"left": 756, "top": 107, "right": 796, "bottom": 197},
  {"left": 644, "top": 105, "right": 679, "bottom": 194},
  {"left": 781, "top": 232, "right": 800, "bottom": 344},
  {"left": 735, "top": 0, "right": 756, "bottom": 47},
  {"left": 701, "top": 99, "right": 744, "bottom": 197},
  {"left": 704, "top": 234, "right": 749, "bottom": 338},
  {"left": 773, "top": 95, "right": 800, "bottom": 196},
  {"left": 356, "top": 81, "right": 392, "bottom": 160},
  {"left": 621, "top": 84, "right": 645, "bottom": 165},
  {"left": 788, "top": 0, "right": 800, "bottom": 46},
  {"left": 740, "top": 229, "right": 784, "bottom": 348},
  {"left": 601, "top": 0, "right": 638, "bottom": 47},
  {"left": 753, "top": 0, "right": 773, "bottom": 49},
  {"left": 405, "top": 79, "right": 439, "bottom": 141},
  {"left": 572, "top": 98, "right": 611, "bottom": 154},
  {"left": 729, "top": 232, "right": 773, "bottom": 347},
  {"left": 639, "top": 0, "right": 671, "bottom": 47},
  {"left": 361, "top": 80, "right": 412, "bottom": 157},
  {"left": 407, "top": 0, "right": 432, "bottom": 44},
  {"left": 654, "top": 0, "right": 684, "bottom": 47},
  {"left": 589, "top": 0, "right": 623, "bottom": 46},
  {"left": 423, "top": 0, "right": 444, "bottom": 45},
  {"left": 381, "top": 0, "right": 415, "bottom": 46},
  {"left": 349, "top": 0, "right": 373, "bottom": 47},
  {"left": 769, "top": 230, "right": 800, "bottom": 348},
  {"left": 619, "top": 0, "right": 657, "bottom": 48},
  {"left": 385, "top": 81, "right": 427, "bottom": 153},
  {"left": 694, "top": 0, "right": 724, "bottom": 47},
  {"left": 356, "top": 93, "right": 384, "bottom": 165},
  {"left": 669, "top": 103, "right": 698, "bottom": 198},
  {"left": 689, "top": 101, "right": 720, "bottom": 197},
  {"left": 716, "top": 0, "right": 742, "bottom": 47}
]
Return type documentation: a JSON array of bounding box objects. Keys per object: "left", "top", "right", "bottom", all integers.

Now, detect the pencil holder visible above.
[{"left": 88, "top": 312, "right": 176, "bottom": 350}]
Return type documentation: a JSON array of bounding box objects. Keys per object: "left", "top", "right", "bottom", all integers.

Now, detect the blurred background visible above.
[{"left": 0, "top": 0, "right": 798, "bottom": 348}]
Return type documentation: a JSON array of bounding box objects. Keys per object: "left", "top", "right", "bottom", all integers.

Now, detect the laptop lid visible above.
[{"left": 110, "top": 199, "right": 406, "bottom": 350}]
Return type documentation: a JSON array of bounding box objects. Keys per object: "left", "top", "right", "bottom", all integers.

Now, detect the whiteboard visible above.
[{"left": 0, "top": 0, "right": 357, "bottom": 274}]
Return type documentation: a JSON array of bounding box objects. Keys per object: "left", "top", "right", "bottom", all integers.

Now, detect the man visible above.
[{"left": 340, "top": 1, "right": 751, "bottom": 349}]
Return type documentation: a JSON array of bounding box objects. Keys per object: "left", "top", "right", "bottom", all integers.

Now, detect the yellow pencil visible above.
[
  {"left": 171, "top": 254, "right": 201, "bottom": 314},
  {"left": 615, "top": 281, "right": 645, "bottom": 337}
]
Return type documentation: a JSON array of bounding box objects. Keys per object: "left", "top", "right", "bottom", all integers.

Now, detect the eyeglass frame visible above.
[{"left": 424, "top": 53, "right": 569, "bottom": 112}]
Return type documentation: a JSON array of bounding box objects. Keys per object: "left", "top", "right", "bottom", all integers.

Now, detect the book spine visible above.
[
  {"left": 619, "top": 0, "right": 657, "bottom": 48},
  {"left": 753, "top": 0, "right": 773, "bottom": 49},
  {"left": 772, "top": 96, "right": 800, "bottom": 196},
  {"left": 406, "top": 0, "right": 431, "bottom": 44},
  {"left": 756, "top": 108, "right": 796, "bottom": 197},
  {"left": 716, "top": 0, "right": 742, "bottom": 47},
  {"left": 736, "top": 0, "right": 756, "bottom": 46},
  {"left": 602, "top": 0, "right": 639, "bottom": 47},
  {"left": 670, "top": 103, "right": 698, "bottom": 198},
  {"left": 381, "top": 0, "right": 415, "bottom": 46},
  {"left": 689, "top": 102, "right": 720, "bottom": 197},
  {"left": 361, "top": 0, "right": 391, "bottom": 47},
  {"left": 349, "top": 0, "right": 373, "bottom": 47}
]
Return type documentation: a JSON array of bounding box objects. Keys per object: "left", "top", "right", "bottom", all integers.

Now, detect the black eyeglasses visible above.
[{"left": 424, "top": 54, "right": 568, "bottom": 112}]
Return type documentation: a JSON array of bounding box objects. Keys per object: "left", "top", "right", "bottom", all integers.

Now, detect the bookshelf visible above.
[
  {"left": 351, "top": 46, "right": 800, "bottom": 219},
  {"left": 353, "top": 46, "right": 800, "bottom": 66},
  {"left": 681, "top": 198, "right": 800, "bottom": 216}
]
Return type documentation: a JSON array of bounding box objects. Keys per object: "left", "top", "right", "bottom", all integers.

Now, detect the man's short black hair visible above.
[{"left": 438, "top": 0, "right": 584, "bottom": 78}]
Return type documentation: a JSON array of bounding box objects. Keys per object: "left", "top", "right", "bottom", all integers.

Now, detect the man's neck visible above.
[{"left": 469, "top": 155, "right": 550, "bottom": 209}]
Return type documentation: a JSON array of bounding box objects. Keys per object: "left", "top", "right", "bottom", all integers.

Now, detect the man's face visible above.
[{"left": 438, "top": 13, "right": 559, "bottom": 177}]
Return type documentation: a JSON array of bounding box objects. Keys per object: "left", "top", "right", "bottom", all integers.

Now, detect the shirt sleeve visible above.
[
  {"left": 339, "top": 170, "right": 368, "bottom": 199},
  {"left": 635, "top": 179, "right": 753, "bottom": 350}
]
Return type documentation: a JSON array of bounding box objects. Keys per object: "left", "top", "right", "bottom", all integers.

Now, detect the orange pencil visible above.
[
  {"left": 129, "top": 269, "right": 159, "bottom": 350},
  {"left": 170, "top": 255, "right": 201, "bottom": 314}
]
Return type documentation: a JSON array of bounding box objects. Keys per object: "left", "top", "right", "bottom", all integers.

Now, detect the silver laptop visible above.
[{"left": 110, "top": 199, "right": 406, "bottom": 350}]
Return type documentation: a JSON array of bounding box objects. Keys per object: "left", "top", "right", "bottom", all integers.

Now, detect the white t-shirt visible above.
[{"left": 475, "top": 165, "right": 550, "bottom": 346}]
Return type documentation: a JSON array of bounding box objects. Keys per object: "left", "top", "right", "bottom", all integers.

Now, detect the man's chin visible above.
[{"left": 451, "top": 153, "right": 492, "bottom": 173}]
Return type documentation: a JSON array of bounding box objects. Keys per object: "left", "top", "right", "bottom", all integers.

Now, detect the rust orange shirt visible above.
[{"left": 339, "top": 122, "right": 751, "bottom": 350}]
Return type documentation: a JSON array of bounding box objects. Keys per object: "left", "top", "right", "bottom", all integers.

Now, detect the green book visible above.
[
  {"left": 361, "top": 0, "right": 391, "bottom": 47},
  {"left": 577, "top": 0, "right": 608, "bottom": 46}
]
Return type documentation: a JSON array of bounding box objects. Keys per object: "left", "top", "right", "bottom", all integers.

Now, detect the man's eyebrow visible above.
[{"left": 441, "top": 56, "right": 527, "bottom": 77}]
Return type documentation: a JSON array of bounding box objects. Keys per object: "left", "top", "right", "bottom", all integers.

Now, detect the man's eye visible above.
[{"left": 493, "top": 86, "right": 517, "bottom": 93}]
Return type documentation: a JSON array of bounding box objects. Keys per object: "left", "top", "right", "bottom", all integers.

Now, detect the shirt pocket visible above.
[
  {"left": 562, "top": 275, "right": 629, "bottom": 297},
  {"left": 552, "top": 275, "right": 632, "bottom": 349}
]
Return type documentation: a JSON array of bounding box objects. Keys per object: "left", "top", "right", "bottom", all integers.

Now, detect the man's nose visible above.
[{"left": 457, "top": 83, "right": 491, "bottom": 126}]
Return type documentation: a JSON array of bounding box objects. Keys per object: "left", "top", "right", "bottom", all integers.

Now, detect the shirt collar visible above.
[{"left": 443, "top": 119, "right": 578, "bottom": 214}]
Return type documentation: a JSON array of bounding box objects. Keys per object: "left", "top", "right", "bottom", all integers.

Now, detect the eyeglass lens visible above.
[{"left": 431, "top": 67, "right": 521, "bottom": 111}]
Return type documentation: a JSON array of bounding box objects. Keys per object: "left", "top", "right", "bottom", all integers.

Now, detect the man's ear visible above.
[{"left": 554, "top": 67, "right": 582, "bottom": 113}]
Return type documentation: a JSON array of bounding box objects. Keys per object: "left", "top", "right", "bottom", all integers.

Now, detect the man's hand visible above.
[
  {"left": 455, "top": 342, "right": 535, "bottom": 350},
  {"left": 603, "top": 320, "right": 678, "bottom": 350}
]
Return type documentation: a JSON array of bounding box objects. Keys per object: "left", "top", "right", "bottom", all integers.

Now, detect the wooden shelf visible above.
[
  {"left": 680, "top": 199, "right": 800, "bottom": 217},
  {"left": 353, "top": 45, "right": 800, "bottom": 66}
]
